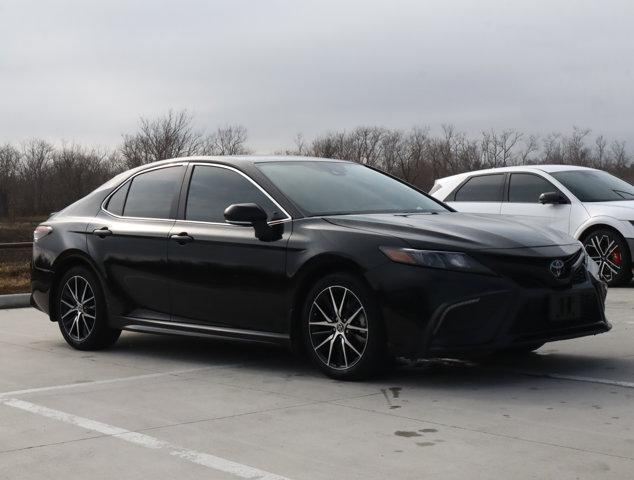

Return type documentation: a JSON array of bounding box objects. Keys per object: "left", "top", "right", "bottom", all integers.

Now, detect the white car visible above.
[{"left": 430, "top": 165, "right": 634, "bottom": 286}]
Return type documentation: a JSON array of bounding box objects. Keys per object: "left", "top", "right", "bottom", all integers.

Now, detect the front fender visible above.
[{"left": 574, "top": 215, "right": 633, "bottom": 240}]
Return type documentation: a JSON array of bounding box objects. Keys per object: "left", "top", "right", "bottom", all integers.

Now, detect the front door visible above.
[
  {"left": 168, "top": 164, "right": 291, "bottom": 332},
  {"left": 500, "top": 172, "right": 571, "bottom": 233}
]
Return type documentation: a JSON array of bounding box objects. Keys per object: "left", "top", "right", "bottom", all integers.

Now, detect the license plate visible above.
[{"left": 549, "top": 294, "right": 581, "bottom": 322}]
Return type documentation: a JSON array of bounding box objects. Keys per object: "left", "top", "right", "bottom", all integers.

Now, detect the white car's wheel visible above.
[{"left": 582, "top": 229, "right": 632, "bottom": 287}]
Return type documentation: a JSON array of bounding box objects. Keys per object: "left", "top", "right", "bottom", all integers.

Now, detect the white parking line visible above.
[
  {"left": 2, "top": 397, "right": 291, "bottom": 480},
  {"left": 0, "top": 366, "right": 226, "bottom": 399},
  {"left": 534, "top": 372, "right": 634, "bottom": 389},
  {"left": 484, "top": 366, "right": 634, "bottom": 389}
]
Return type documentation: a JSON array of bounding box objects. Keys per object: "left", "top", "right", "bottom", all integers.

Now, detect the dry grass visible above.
[
  {"left": 0, "top": 217, "right": 45, "bottom": 243},
  {"left": 0, "top": 261, "right": 30, "bottom": 295},
  {"left": 0, "top": 218, "right": 39, "bottom": 294}
]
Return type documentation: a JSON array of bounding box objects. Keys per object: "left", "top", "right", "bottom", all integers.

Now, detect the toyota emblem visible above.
[{"left": 549, "top": 259, "right": 565, "bottom": 278}]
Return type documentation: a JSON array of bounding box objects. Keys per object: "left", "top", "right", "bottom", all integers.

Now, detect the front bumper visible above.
[
  {"left": 366, "top": 262, "right": 610, "bottom": 359},
  {"left": 424, "top": 280, "right": 609, "bottom": 356}
]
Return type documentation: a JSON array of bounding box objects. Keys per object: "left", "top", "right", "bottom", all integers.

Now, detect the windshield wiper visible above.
[
  {"left": 613, "top": 190, "right": 634, "bottom": 200},
  {"left": 394, "top": 211, "right": 440, "bottom": 217}
]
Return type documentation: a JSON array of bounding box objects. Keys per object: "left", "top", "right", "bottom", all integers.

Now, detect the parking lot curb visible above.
[{"left": 0, "top": 294, "right": 30, "bottom": 309}]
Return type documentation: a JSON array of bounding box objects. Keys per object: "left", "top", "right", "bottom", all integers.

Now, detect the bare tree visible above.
[
  {"left": 519, "top": 134, "right": 539, "bottom": 164},
  {"left": 564, "top": 127, "right": 592, "bottom": 166},
  {"left": 0, "top": 144, "right": 21, "bottom": 217},
  {"left": 480, "top": 129, "right": 523, "bottom": 168},
  {"left": 20, "top": 139, "right": 55, "bottom": 215},
  {"left": 201, "top": 125, "right": 250, "bottom": 155},
  {"left": 120, "top": 110, "right": 202, "bottom": 168},
  {"left": 49, "top": 144, "right": 114, "bottom": 211}
]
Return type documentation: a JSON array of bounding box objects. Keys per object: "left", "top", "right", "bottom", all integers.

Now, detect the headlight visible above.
[
  {"left": 585, "top": 252, "right": 601, "bottom": 279},
  {"left": 379, "top": 247, "right": 495, "bottom": 275}
]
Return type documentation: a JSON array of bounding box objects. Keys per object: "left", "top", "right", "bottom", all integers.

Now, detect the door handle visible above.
[
  {"left": 170, "top": 232, "right": 194, "bottom": 244},
  {"left": 93, "top": 227, "right": 113, "bottom": 238}
]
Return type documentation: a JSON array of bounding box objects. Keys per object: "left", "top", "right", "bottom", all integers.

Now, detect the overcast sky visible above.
[{"left": 1, "top": 0, "right": 633, "bottom": 152}]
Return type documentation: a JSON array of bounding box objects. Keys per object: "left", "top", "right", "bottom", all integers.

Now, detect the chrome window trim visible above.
[
  {"left": 101, "top": 162, "right": 292, "bottom": 226},
  {"left": 179, "top": 162, "right": 292, "bottom": 226},
  {"left": 100, "top": 163, "right": 186, "bottom": 222}
]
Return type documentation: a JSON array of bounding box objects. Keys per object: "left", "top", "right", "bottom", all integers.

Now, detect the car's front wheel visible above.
[
  {"left": 55, "top": 266, "right": 121, "bottom": 350},
  {"left": 302, "top": 273, "right": 385, "bottom": 380},
  {"left": 582, "top": 229, "right": 632, "bottom": 287}
]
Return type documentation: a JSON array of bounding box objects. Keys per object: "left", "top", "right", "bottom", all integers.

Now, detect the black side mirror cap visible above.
[
  {"left": 538, "top": 191, "right": 568, "bottom": 205},
  {"left": 224, "top": 203, "right": 268, "bottom": 225}
]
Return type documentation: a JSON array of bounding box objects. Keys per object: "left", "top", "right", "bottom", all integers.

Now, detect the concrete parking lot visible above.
[{"left": 1, "top": 287, "right": 633, "bottom": 480}]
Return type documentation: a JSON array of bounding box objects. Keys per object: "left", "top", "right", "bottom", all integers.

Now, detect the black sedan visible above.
[{"left": 31, "top": 156, "right": 610, "bottom": 379}]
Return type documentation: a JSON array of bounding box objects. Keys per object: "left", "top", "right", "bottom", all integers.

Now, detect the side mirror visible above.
[
  {"left": 224, "top": 203, "right": 283, "bottom": 242},
  {"left": 224, "top": 203, "right": 268, "bottom": 225},
  {"left": 538, "top": 191, "right": 567, "bottom": 205}
]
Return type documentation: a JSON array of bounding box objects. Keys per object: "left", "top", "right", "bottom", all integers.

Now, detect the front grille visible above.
[{"left": 472, "top": 249, "right": 585, "bottom": 289}]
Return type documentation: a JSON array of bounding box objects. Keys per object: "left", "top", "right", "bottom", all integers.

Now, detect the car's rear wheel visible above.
[
  {"left": 55, "top": 266, "right": 121, "bottom": 350},
  {"left": 302, "top": 273, "right": 385, "bottom": 380},
  {"left": 582, "top": 229, "right": 632, "bottom": 287}
]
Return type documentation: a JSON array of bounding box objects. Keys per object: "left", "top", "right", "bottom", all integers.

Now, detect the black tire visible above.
[
  {"left": 494, "top": 342, "right": 544, "bottom": 356},
  {"left": 54, "top": 266, "right": 121, "bottom": 350},
  {"left": 301, "top": 272, "right": 385, "bottom": 380},
  {"left": 582, "top": 229, "right": 632, "bottom": 287}
]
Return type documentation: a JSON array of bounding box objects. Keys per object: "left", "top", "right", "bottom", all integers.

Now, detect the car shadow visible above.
[{"left": 104, "top": 332, "right": 634, "bottom": 394}]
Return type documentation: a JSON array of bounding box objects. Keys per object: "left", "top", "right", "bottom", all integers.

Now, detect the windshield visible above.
[
  {"left": 551, "top": 170, "right": 634, "bottom": 202},
  {"left": 256, "top": 161, "right": 449, "bottom": 216}
]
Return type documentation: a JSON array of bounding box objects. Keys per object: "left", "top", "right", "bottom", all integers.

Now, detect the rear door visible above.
[
  {"left": 445, "top": 173, "right": 506, "bottom": 214},
  {"left": 87, "top": 164, "right": 186, "bottom": 320},
  {"left": 500, "top": 172, "right": 571, "bottom": 233}
]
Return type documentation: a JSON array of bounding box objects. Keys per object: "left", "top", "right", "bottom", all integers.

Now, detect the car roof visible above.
[
  {"left": 436, "top": 164, "right": 598, "bottom": 182},
  {"left": 137, "top": 155, "right": 352, "bottom": 170}
]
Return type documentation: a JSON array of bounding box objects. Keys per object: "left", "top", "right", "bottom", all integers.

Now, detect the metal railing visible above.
[{"left": 0, "top": 242, "right": 33, "bottom": 250}]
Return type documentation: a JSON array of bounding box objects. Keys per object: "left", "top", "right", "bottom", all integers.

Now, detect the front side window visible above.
[
  {"left": 256, "top": 161, "right": 448, "bottom": 216},
  {"left": 454, "top": 174, "right": 505, "bottom": 202},
  {"left": 551, "top": 170, "right": 634, "bottom": 202},
  {"left": 123, "top": 166, "right": 184, "bottom": 219},
  {"left": 185, "top": 166, "right": 280, "bottom": 223},
  {"left": 508, "top": 173, "right": 559, "bottom": 203}
]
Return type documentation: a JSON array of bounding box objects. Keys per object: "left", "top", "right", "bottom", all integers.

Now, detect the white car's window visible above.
[
  {"left": 454, "top": 174, "right": 505, "bottom": 202},
  {"left": 508, "top": 173, "right": 559, "bottom": 203}
]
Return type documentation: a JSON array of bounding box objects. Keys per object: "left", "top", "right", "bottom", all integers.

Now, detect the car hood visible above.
[
  {"left": 324, "top": 212, "right": 579, "bottom": 253},
  {"left": 582, "top": 200, "right": 634, "bottom": 220}
]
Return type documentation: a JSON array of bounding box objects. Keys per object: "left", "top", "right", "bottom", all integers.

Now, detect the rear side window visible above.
[
  {"left": 123, "top": 166, "right": 184, "bottom": 219},
  {"left": 508, "top": 173, "right": 558, "bottom": 203},
  {"left": 185, "top": 166, "right": 280, "bottom": 223},
  {"left": 454, "top": 174, "right": 505, "bottom": 202},
  {"left": 105, "top": 182, "right": 130, "bottom": 216}
]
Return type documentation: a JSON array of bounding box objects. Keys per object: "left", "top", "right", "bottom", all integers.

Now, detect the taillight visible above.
[{"left": 33, "top": 225, "right": 53, "bottom": 242}]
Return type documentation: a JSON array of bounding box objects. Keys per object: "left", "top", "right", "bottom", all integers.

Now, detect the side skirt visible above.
[{"left": 113, "top": 316, "right": 291, "bottom": 347}]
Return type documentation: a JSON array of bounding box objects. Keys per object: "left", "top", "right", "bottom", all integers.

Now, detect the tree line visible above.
[{"left": 0, "top": 110, "right": 632, "bottom": 219}]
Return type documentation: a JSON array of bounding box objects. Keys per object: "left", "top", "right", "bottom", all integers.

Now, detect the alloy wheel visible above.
[
  {"left": 308, "top": 285, "right": 368, "bottom": 370},
  {"left": 59, "top": 275, "right": 97, "bottom": 342},
  {"left": 584, "top": 233, "right": 623, "bottom": 283}
]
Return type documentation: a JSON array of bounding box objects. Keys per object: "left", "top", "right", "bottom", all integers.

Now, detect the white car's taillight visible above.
[{"left": 33, "top": 225, "right": 53, "bottom": 242}]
